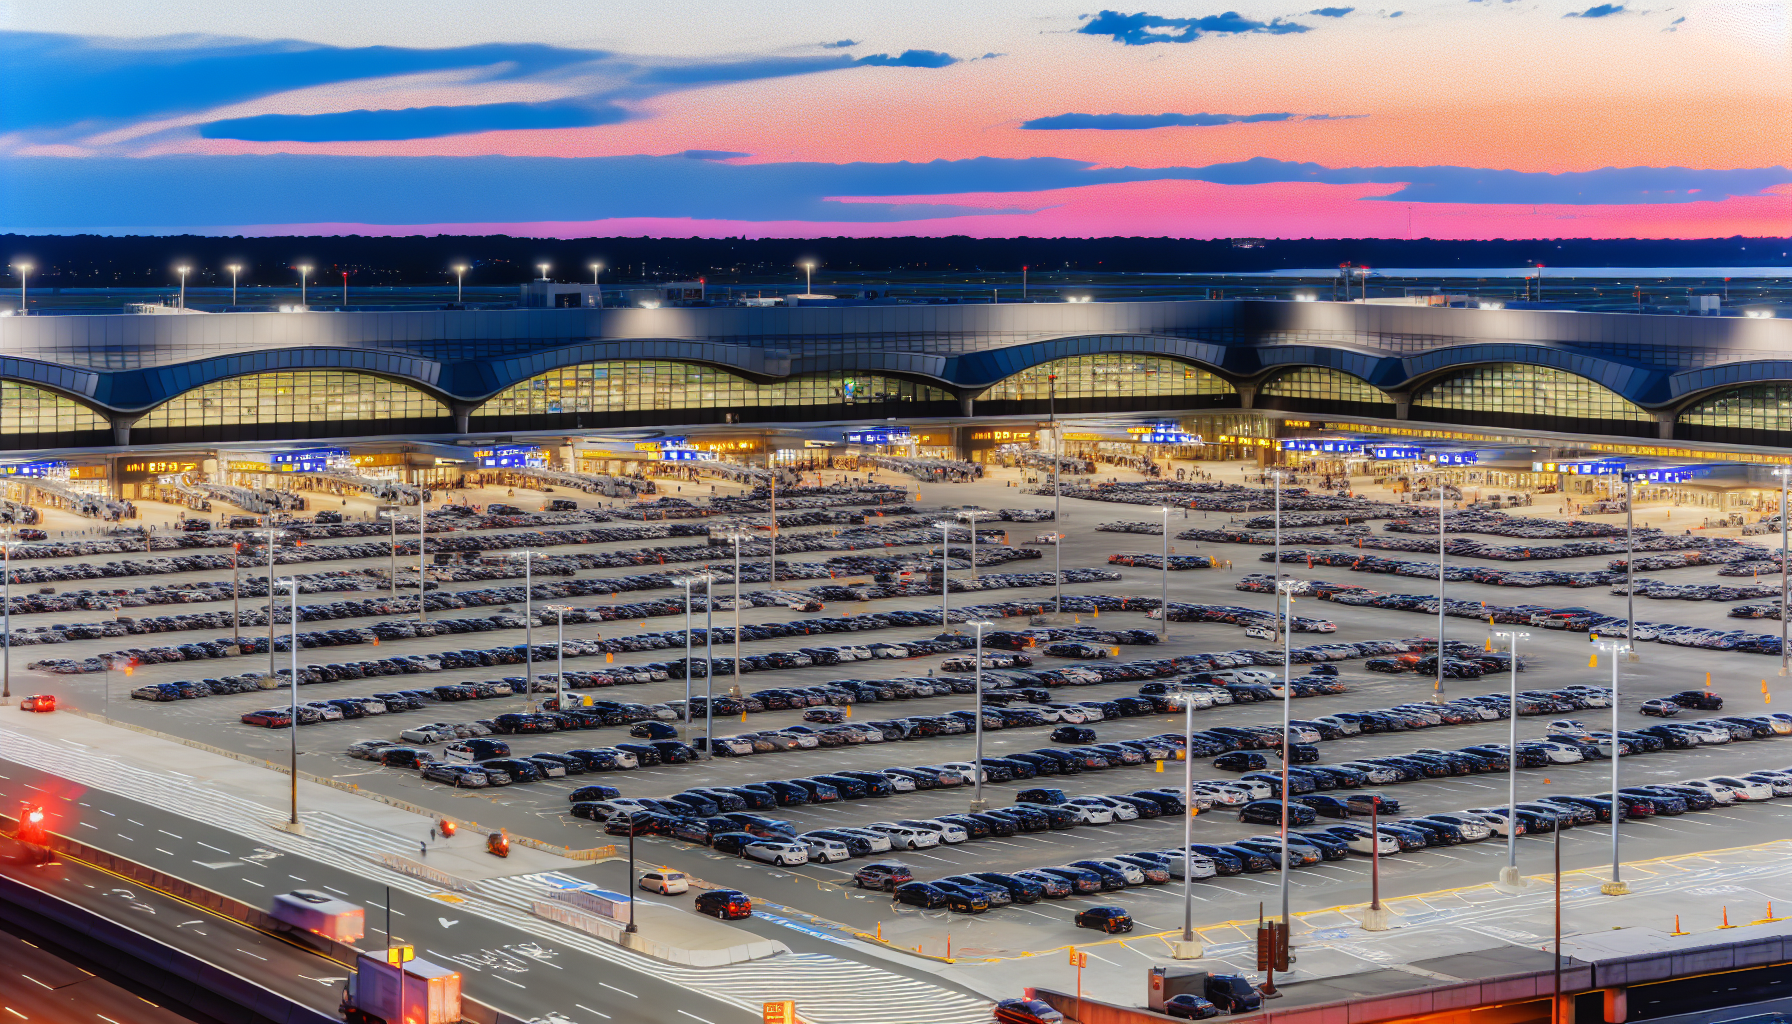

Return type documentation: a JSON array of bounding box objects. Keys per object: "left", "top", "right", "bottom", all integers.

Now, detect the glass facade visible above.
[
  {"left": 472, "top": 362, "right": 957, "bottom": 430},
  {"left": 0, "top": 382, "right": 111, "bottom": 449},
  {"left": 1257, "top": 367, "right": 1394, "bottom": 416},
  {"left": 976, "top": 355, "right": 1237, "bottom": 415},
  {"left": 1412, "top": 364, "right": 1652, "bottom": 436},
  {"left": 1678, "top": 385, "right": 1792, "bottom": 446},
  {"left": 134, "top": 371, "right": 452, "bottom": 444}
]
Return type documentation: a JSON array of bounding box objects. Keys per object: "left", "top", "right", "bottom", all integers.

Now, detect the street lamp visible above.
[
  {"left": 589, "top": 262, "right": 604, "bottom": 308},
  {"left": 505, "top": 551, "right": 552, "bottom": 711},
  {"left": 231, "top": 541, "right": 242, "bottom": 643},
  {"left": 176, "top": 265, "right": 190, "bottom": 309},
  {"left": 800, "top": 261, "right": 815, "bottom": 294},
  {"left": 1494, "top": 630, "right": 1530, "bottom": 887},
  {"left": 1592, "top": 637, "right": 1629, "bottom": 896},
  {"left": 537, "top": 263, "right": 550, "bottom": 281},
  {"left": 377, "top": 504, "right": 400, "bottom": 602},
  {"left": 263, "top": 518, "right": 279, "bottom": 684},
  {"left": 276, "top": 576, "right": 302, "bottom": 830},
  {"left": 0, "top": 529, "right": 13, "bottom": 703},
  {"left": 296, "top": 265, "right": 311, "bottom": 307},
  {"left": 545, "top": 605, "right": 572, "bottom": 713},
  {"left": 1159, "top": 506, "right": 1172, "bottom": 638},
  {"left": 1621, "top": 471, "right": 1639, "bottom": 662},
  {"left": 1173, "top": 679, "right": 1202, "bottom": 959},
  {"left": 719, "top": 530, "right": 754, "bottom": 698},
  {"left": 1776, "top": 468, "right": 1791, "bottom": 676},
  {"left": 1275, "top": 577, "right": 1298, "bottom": 940},
  {"left": 965, "top": 619, "right": 994, "bottom": 811},
  {"left": 673, "top": 574, "right": 715, "bottom": 748},
  {"left": 452, "top": 264, "right": 467, "bottom": 305},
  {"left": 1435, "top": 475, "right": 1448, "bottom": 702},
  {"left": 1050, "top": 373, "right": 1062, "bottom": 615},
  {"left": 933, "top": 520, "right": 955, "bottom": 625},
  {"left": 416, "top": 496, "right": 428, "bottom": 625},
  {"left": 228, "top": 263, "right": 242, "bottom": 307},
  {"left": 10, "top": 262, "right": 31, "bottom": 315},
  {"left": 957, "top": 510, "right": 982, "bottom": 582}
]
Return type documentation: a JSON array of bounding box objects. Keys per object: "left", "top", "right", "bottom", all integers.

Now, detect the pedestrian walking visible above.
[{"left": 419, "top": 840, "right": 428, "bottom": 858}]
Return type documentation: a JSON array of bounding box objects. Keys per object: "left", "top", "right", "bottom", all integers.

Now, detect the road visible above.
[{"left": 0, "top": 921, "right": 203, "bottom": 1024}]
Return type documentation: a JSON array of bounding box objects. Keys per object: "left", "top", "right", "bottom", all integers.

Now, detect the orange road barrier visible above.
[
  {"left": 1720, "top": 907, "right": 1736, "bottom": 929},
  {"left": 1670, "top": 915, "right": 1688, "bottom": 936}
]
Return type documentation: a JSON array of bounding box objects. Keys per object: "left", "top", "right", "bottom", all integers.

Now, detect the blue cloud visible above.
[
  {"left": 1021, "top": 111, "right": 1294, "bottom": 130},
  {"left": 0, "top": 30, "right": 963, "bottom": 142},
  {"left": 1078, "top": 9, "right": 1311, "bottom": 44},
  {"left": 679, "top": 150, "right": 750, "bottom": 160},
  {"left": 5, "top": 154, "right": 1788, "bottom": 231},
  {"left": 200, "top": 100, "right": 629, "bottom": 142},
  {"left": 1309, "top": 7, "right": 1354, "bottom": 15},
  {"left": 1302, "top": 113, "right": 1367, "bottom": 121},
  {"left": 820, "top": 39, "right": 859, "bottom": 48},
  {"left": 1387, "top": 10, "right": 1404, "bottom": 16},
  {"left": 1565, "top": 4, "right": 1624, "bottom": 15}
]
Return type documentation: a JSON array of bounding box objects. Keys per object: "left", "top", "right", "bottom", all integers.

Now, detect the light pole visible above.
[
  {"left": 1159, "top": 506, "right": 1172, "bottom": 638},
  {"left": 721, "top": 530, "right": 752, "bottom": 697},
  {"left": 264, "top": 519, "right": 278, "bottom": 684},
  {"left": 505, "top": 551, "right": 550, "bottom": 711},
  {"left": 377, "top": 504, "right": 399, "bottom": 603},
  {"left": 537, "top": 263, "right": 550, "bottom": 281},
  {"left": 1593, "top": 637, "right": 1629, "bottom": 896},
  {"left": 296, "top": 264, "right": 311, "bottom": 307},
  {"left": 452, "top": 264, "right": 467, "bottom": 305},
  {"left": 10, "top": 262, "right": 31, "bottom": 315},
  {"left": 703, "top": 577, "right": 716, "bottom": 752},
  {"left": 1, "top": 530, "right": 12, "bottom": 703},
  {"left": 1174, "top": 682, "right": 1202, "bottom": 959},
  {"left": 277, "top": 576, "right": 302, "bottom": 831},
  {"left": 801, "top": 261, "right": 815, "bottom": 294},
  {"left": 674, "top": 574, "right": 714, "bottom": 748},
  {"left": 416, "top": 499, "right": 427, "bottom": 624},
  {"left": 1494, "top": 629, "right": 1529, "bottom": 887},
  {"left": 589, "top": 262, "right": 604, "bottom": 308},
  {"left": 1050, "top": 374, "right": 1062, "bottom": 615},
  {"left": 176, "top": 265, "right": 190, "bottom": 309},
  {"left": 231, "top": 541, "right": 242, "bottom": 644},
  {"left": 1276, "top": 577, "right": 1297, "bottom": 939},
  {"left": 341, "top": 270, "right": 349, "bottom": 306},
  {"left": 966, "top": 619, "right": 994, "bottom": 811},
  {"left": 934, "top": 520, "right": 954, "bottom": 625},
  {"left": 228, "top": 264, "right": 241, "bottom": 307},
  {"left": 545, "top": 605, "right": 571, "bottom": 712},
  {"left": 1270, "top": 469, "right": 1285, "bottom": 635},
  {"left": 1436, "top": 474, "right": 1447, "bottom": 702},
  {"left": 1622, "top": 472, "right": 1639, "bottom": 661},
  {"left": 1777, "top": 468, "right": 1791, "bottom": 676}
]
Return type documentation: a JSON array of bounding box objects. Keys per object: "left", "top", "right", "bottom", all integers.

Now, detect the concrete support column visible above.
[
  {"left": 1390, "top": 392, "right": 1412, "bottom": 420},
  {"left": 1655, "top": 410, "right": 1675, "bottom": 440},
  {"left": 958, "top": 393, "right": 975, "bottom": 418},
  {"left": 450, "top": 402, "right": 475, "bottom": 435},
  {"left": 1236, "top": 383, "right": 1257, "bottom": 410},
  {"left": 110, "top": 414, "right": 133, "bottom": 447},
  {"left": 1603, "top": 986, "right": 1627, "bottom": 1023}
]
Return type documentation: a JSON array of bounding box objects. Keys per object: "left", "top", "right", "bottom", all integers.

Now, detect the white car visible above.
[
  {"left": 400, "top": 722, "right": 459, "bottom": 743},
  {"left": 1461, "top": 810, "right": 1523, "bottom": 836},
  {"left": 1546, "top": 720, "right": 1595, "bottom": 740},
  {"left": 899, "top": 819, "right": 969, "bottom": 844},
  {"left": 1222, "top": 778, "right": 1274, "bottom": 800},
  {"left": 829, "top": 827, "right": 894, "bottom": 853},
  {"left": 1675, "top": 723, "right": 1732, "bottom": 745},
  {"left": 1707, "top": 776, "right": 1775, "bottom": 801},
  {"left": 1420, "top": 814, "right": 1493, "bottom": 841},
  {"left": 1310, "top": 621, "right": 1338, "bottom": 633},
  {"left": 1743, "top": 772, "right": 1792, "bottom": 797},
  {"left": 1153, "top": 851, "right": 1218, "bottom": 879},
  {"left": 1314, "top": 715, "right": 1361, "bottom": 736},
  {"left": 1084, "top": 859, "right": 1145, "bottom": 885},
  {"left": 877, "top": 772, "right": 916, "bottom": 793},
  {"left": 1562, "top": 687, "right": 1612, "bottom": 707},
  {"left": 1678, "top": 780, "right": 1737, "bottom": 805},
  {"left": 743, "top": 839, "right": 810, "bottom": 866},
  {"left": 801, "top": 837, "right": 853, "bottom": 863},
  {"left": 710, "top": 737, "right": 757, "bottom": 755},
  {"left": 1282, "top": 725, "right": 1322, "bottom": 744},
  {"left": 843, "top": 725, "right": 885, "bottom": 743},
  {"left": 639, "top": 870, "right": 689, "bottom": 895},
  {"left": 1191, "top": 784, "right": 1249, "bottom": 806},
  {"left": 1337, "top": 762, "right": 1405, "bottom": 785},
  {"left": 1221, "top": 669, "right": 1278, "bottom": 685},
  {"left": 1244, "top": 625, "right": 1276, "bottom": 641},
  {"left": 1531, "top": 742, "right": 1586, "bottom": 764},
  {"left": 1325, "top": 827, "right": 1401, "bottom": 855},
  {"left": 302, "top": 702, "right": 344, "bottom": 721},
  {"left": 936, "top": 762, "right": 987, "bottom": 784},
  {"left": 1058, "top": 803, "right": 1115, "bottom": 825},
  {"left": 1071, "top": 796, "right": 1138, "bottom": 821},
  {"left": 864, "top": 823, "right": 940, "bottom": 849}
]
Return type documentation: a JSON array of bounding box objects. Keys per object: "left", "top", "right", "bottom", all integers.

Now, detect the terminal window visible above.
[
  {"left": 1413, "top": 364, "right": 1648, "bottom": 423},
  {"left": 136, "top": 371, "right": 449, "bottom": 432},
  {"left": 0, "top": 382, "right": 109, "bottom": 440},
  {"left": 472, "top": 362, "right": 948, "bottom": 418},
  {"left": 1258, "top": 367, "right": 1392, "bottom": 408},
  {"left": 977, "top": 355, "right": 1234, "bottom": 402},
  {"left": 1679, "top": 385, "right": 1792, "bottom": 436}
]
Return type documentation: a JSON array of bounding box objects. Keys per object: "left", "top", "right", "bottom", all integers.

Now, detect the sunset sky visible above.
[{"left": 3, "top": 0, "right": 1788, "bottom": 238}]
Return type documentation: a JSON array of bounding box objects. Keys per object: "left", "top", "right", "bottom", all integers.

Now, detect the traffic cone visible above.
[
  {"left": 1671, "top": 915, "right": 1688, "bottom": 936},
  {"left": 1720, "top": 907, "right": 1736, "bottom": 929},
  {"left": 1485, "top": 637, "right": 1493, "bottom": 652},
  {"left": 1707, "top": 671, "right": 1712, "bottom": 689},
  {"left": 1589, "top": 651, "right": 1598, "bottom": 668}
]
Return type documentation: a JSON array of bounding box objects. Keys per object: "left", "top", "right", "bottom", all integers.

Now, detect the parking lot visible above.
[{"left": 15, "top": 469, "right": 1792, "bottom": 953}]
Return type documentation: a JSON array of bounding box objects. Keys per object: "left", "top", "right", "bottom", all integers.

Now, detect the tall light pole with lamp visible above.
[
  {"left": 1173, "top": 680, "right": 1203, "bottom": 959},
  {"left": 537, "top": 263, "right": 550, "bottom": 281},
  {"left": 1777, "top": 467, "right": 1791, "bottom": 677},
  {"left": 0, "top": 530, "right": 12, "bottom": 704},
  {"left": 800, "top": 261, "right": 815, "bottom": 294},
  {"left": 504, "top": 551, "right": 550, "bottom": 711},
  {"left": 1159, "top": 506, "right": 1172, "bottom": 638},
  {"left": 10, "top": 262, "right": 31, "bottom": 315},
  {"left": 276, "top": 577, "right": 303, "bottom": 832},
  {"left": 544, "top": 605, "right": 571, "bottom": 712},
  {"left": 934, "top": 520, "right": 954, "bottom": 625},
  {"left": 176, "top": 265, "right": 190, "bottom": 309},
  {"left": 720, "top": 530, "right": 753, "bottom": 697},
  {"left": 1050, "top": 374, "right": 1062, "bottom": 615},
  {"left": 589, "top": 262, "right": 604, "bottom": 307},
  {"left": 1275, "top": 577, "right": 1298, "bottom": 941},
  {"left": 1494, "top": 629, "right": 1529, "bottom": 886},
  {"left": 965, "top": 619, "right": 994, "bottom": 811},
  {"left": 1592, "top": 636, "right": 1629, "bottom": 895},
  {"left": 1435, "top": 469, "right": 1448, "bottom": 702},
  {"left": 228, "top": 263, "right": 242, "bottom": 306},
  {"left": 452, "top": 264, "right": 467, "bottom": 305},
  {"left": 674, "top": 574, "right": 714, "bottom": 747},
  {"left": 296, "top": 265, "right": 311, "bottom": 307}
]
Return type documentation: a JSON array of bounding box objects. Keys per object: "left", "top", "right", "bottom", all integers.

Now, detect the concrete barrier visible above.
[
  {"left": 530, "top": 900, "right": 789, "bottom": 966},
  {"left": 377, "top": 851, "right": 477, "bottom": 891}
]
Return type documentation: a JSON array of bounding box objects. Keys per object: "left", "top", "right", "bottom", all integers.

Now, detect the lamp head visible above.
[
  {"left": 228, "top": 263, "right": 241, "bottom": 273},
  {"left": 453, "top": 264, "right": 467, "bottom": 273},
  {"left": 12, "top": 262, "right": 32, "bottom": 274},
  {"left": 177, "top": 265, "right": 190, "bottom": 275}
]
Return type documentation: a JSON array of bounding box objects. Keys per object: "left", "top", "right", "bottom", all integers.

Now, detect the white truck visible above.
[
  {"left": 269, "top": 889, "right": 365, "bottom": 943},
  {"left": 340, "top": 951, "right": 462, "bottom": 1024}
]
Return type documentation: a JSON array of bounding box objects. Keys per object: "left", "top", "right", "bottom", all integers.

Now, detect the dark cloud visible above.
[
  {"left": 1565, "top": 4, "right": 1624, "bottom": 15},
  {"left": 200, "top": 100, "right": 629, "bottom": 142},
  {"left": 1078, "top": 9, "right": 1311, "bottom": 44},
  {"left": 1021, "top": 111, "right": 1294, "bottom": 130},
  {"left": 8, "top": 153, "right": 1788, "bottom": 231}
]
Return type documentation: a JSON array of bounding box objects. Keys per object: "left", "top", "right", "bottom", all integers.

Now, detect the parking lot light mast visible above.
[
  {"left": 674, "top": 574, "right": 713, "bottom": 747},
  {"left": 416, "top": 499, "right": 427, "bottom": 625},
  {"left": 1772, "top": 464, "right": 1792, "bottom": 671},
  {"left": 1593, "top": 638, "right": 1629, "bottom": 896},
  {"left": 277, "top": 577, "right": 302, "bottom": 830},
  {"left": 1173, "top": 684, "right": 1201, "bottom": 959},
  {"left": 933, "top": 520, "right": 954, "bottom": 625},
  {"left": 703, "top": 578, "right": 716, "bottom": 755},
  {"left": 231, "top": 542, "right": 241, "bottom": 643},
  {"left": 264, "top": 518, "right": 279, "bottom": 683},
  {"left": 958, "top": 510, "right": 981, "bottom": 582},
  {"left": 228, "top": 263, "right": 241, "bottom": 306},
  {"left": 967, "top": 619, "right": 994, "bottom": 811},
  {"left": 1623, "top": 473, "right": 1638, "bottom": 660},
  {"left": 1494, "top": 629, "right": 1529, "bottom": 886},
  {"left": 1270, "top": 469, "right": 1285, "bottom": 635},
  {"left": 721, "top": 530, "right": 753, "bottom": 697},
  {"left": 1159, "top": 506, "right": 1172, "bottom": 639},
  {"left": 1276, "top": 577, "right": 1297, "bottom": 937},
  {"left": 505, "top": 551, "right": 549, "bottom": 711},
  {"left": 545, "top": 605, "right": 570, "bottom": 712},
  {"left": 1050, "top": 374, "right": 1062, "bottom": 615},
  {"left": 1436, "top": 473, "right": 1447, "bottom": 703},
  {"left": 1, "top": 529, "right": 12, "bottom": 704},
  {"left": 378, "top": 504, "right": 399, "bottom": 602}
]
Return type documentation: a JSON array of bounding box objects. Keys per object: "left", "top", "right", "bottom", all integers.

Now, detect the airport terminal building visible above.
[{"left": 1, "top": 298, "right": 1791, "bottom": 491}]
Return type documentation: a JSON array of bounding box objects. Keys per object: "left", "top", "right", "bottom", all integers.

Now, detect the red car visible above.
[
  {"left": 19, "top": 694, "right": 55, "bottom": 712},
  {"left": 694, "top": 889, "right": 753, "bottom": 920}
]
